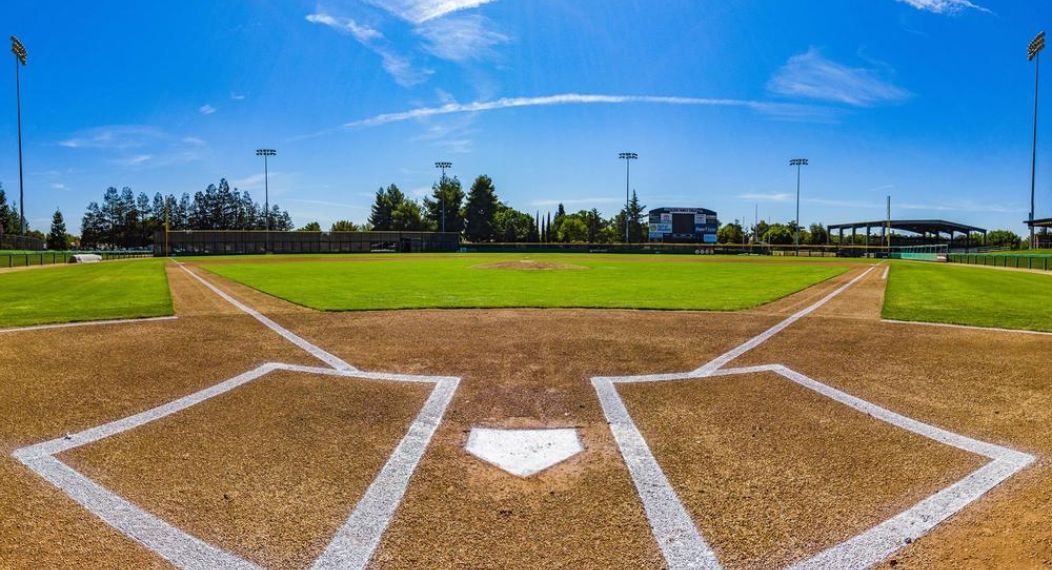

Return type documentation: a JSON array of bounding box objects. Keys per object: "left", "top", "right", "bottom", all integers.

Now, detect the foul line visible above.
[
  {"left": 15, "top": 262, "right": 463, "bottom": 569},
  {"left": 592, "top": 265, "right": 1036, "bottom": 569},
  {"left": 882, "top": 264, "right": 890, "bottom": 280},
  {"left": 0, "top": 316, "right": 177, "bottom": 335},
  {"left": 176, "top": 263, "right": 356, "bottom": 372},
  {"left": 882, "top": 319, "right": 1052, "bottom": 338}
]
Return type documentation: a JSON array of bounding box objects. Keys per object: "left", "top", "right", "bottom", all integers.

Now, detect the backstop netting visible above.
[{"left": 155, "top": 231, "right": 460, "bottom": 256}]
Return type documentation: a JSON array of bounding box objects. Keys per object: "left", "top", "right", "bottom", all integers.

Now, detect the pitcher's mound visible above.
[{"left": 474, "top": 260, "right": 588, "bottom": 271}]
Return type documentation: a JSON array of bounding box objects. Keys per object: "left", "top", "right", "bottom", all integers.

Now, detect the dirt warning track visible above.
[{"left": 2, "top": 260, "right": 1047, "bottom": 569}]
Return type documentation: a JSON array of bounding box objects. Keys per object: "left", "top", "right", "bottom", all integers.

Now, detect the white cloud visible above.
[
  {"left": 50, "top": 183, "right": 67, "bottom": 191},
  {"left": 768, "top": 48, "right": 911, "bottom": 107},
  {"left": 306, "top": 10, "right": 431, "bottom": 87},
  {"left": 340, "top": 93, "right": 806, "bottom": 129},
  {"left": 199, "top": 104, "right": 216, "bottom": 115},
  {"left": 895, "top": 0, "right": 990, "bottom": 14},
  {"left": 416, "top": 14, "right": 509, "bottom": 62},
  {"left": 531, "top": 197, "right": 624, "bottom": 207},
  {"left": 230, "top": 92, "right": 246, "bottom": 101},
  {"left": 738, "top": 192, "right": 794, "bottom": 202},
  {"left": 59, "top": 125, "right": 205, "bottom": 168},
  {"left": 115, "top": 154, "right": 153, "bottom": 166},
  {"left": 182, "top": 136, "right": 206, "bottom": 146},
  {"left": 59, "top": 125, "right": 166, "bottom": 149},
  {"left": 305, "top": 12, "right": 382, "bottom": 43},
  {"left": 364, "top": 0, "right": 496, "bottom": 24}
]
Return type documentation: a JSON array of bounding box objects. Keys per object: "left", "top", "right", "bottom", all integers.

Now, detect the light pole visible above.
[
  {"left": 434, "top": 161, "right": 452, "bottom": 233},
  {"left": 256, "top": 148, "right": 276, "bottom": 252},
  {"left": 11, "top": 36, "right": 27, "bottom": 237},
  {"left": 619, "top": 152, "right": 637, "bottom": 242},
  {"left": 790, "top": 158, "right": 808, "bottom": 251},
  {"left": 1029, "top": 31, "right": 1045, "bottom": 249}
]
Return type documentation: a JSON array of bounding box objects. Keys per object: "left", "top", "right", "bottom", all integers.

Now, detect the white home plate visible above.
[{"left": 465, "top": 427, "right": 583, "bottom": 477}]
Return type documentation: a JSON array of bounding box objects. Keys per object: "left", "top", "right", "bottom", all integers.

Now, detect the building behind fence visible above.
[{"left": 154, "top": 230, "right": 461, "bottom": 256}]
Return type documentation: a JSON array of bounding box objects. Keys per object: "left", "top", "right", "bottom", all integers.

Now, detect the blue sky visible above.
[{"left": 2, "top": 0, "right": 1050, "bottom": 233}]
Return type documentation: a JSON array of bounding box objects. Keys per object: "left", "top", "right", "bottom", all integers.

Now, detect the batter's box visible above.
[
  {"left": 13, "top": 362, "right": 459, "bottom": 570},
  {"left": 592, "top": 364, "right": 1035, "bottom": 570}
]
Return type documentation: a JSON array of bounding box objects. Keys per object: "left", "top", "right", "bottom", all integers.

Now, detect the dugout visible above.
[
  {"left": 154, "top": 230, "right": 460, "bottom": 256},
  {"left": 1025, "top": 218, "right": 1052, "bottom": 248},
  {"left": 827, "top": 219, "right": 986, "bottom": 251}
]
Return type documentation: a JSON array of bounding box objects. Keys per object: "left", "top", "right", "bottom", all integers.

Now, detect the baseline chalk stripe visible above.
[
  {"left": 176, "top": 263, "right": 357, "bottom": 372},
  {"left": 882, "top": 319, "right": 1052, "bottom": 337},
  {"left": 0, "top": 316, "right": 177, "bottom": 335},
  {"left": 882, "top": 264, "right": 890, "bottom": 281},
  {"left": 692, "top": 266, "right": 876, "bottom": 377},
  {"left": 594, "top": 265, "right": 1036, "bottom": 569},
  {"left": 13, "top": 365, "right": 459, "bottom": 570}
]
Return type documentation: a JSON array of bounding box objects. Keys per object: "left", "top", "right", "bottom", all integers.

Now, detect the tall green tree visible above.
[
  {"left": 718, "top": 221, "right": 745, "bottom": 244},
  {"left": 807, "top": 223, "right": 829, "bottom": 245},
  {"left": 331, "top": 220, "right": 359, "bottom": 232},
  {"left": 0, "top": 185, "right": 12, "bottom": 236},
  {"left": 612, "top": 191, "right": 647, "bottom": 243},
  {"left": 368, "top": 184, "right": 405, "bottom": 230},
  {"left": 423, "top": 176, "right": 465, "bottom": 234},
  {"left": 47, "top": 209, "right": 69, "bottom": 250},
  {"left": 391, "top": 200, "right": 425, "bottom": 230},
  {"left": 494, "top": 205, "right": 535, "bottom": 242},
  {"left": 298, "top": 221, "right": 322, "bottom": 231},
  {"left": 464, "top": 175, "right": 500, "bottom": 242}
]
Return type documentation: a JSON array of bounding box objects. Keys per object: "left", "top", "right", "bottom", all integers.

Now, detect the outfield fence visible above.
[
  {"left": 0, "top": 250, "right": 152, "bottom": 269},
  {"left": 0, "top": 234, "right": 45, "bottom": 251},
  {"left": 154, "top": 230, "right": 461, "bottom": 256},
  {"left": 949, "top": 252, "right": 1052, "bottom": 271},
  {"left": 465, "top": 242, "right": 891, "bottom": 257}
]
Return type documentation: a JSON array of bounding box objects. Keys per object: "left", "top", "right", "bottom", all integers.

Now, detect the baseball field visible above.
[{"left": 2, "top": 253, "right": 1050, "bottom": 568}]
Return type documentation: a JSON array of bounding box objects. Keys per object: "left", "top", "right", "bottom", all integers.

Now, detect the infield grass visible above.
[
  {"left": 883, "top": 261, "right": 1052, "bottom": 332},
  {"left": 0, "top": 259, "right": 173, "bottom": 328},
  {"left": 199, "top": 254, "right": 849, "bottom": 311}
]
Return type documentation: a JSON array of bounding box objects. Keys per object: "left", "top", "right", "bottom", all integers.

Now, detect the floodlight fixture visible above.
[
  {"left": 256, "top": 148, "right": 277, "bottom": 252},
  {"left": 619, "top": 152, "right": 638, "bottom": 242}
]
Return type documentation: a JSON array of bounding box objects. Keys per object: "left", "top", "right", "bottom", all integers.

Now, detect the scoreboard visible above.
[{"left": 648, "top": 207, "right": 719, "bottom": 243}]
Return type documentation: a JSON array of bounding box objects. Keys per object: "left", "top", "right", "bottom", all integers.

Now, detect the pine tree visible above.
[
  {"left": 463, "top": 175, "right": 499, "bottom": 242},
  {"left": 423, "top": 176, "right": 465, "bottom": 233},
  {"left": 47, "top": 209, "right": 69, "bottom": 250},
  {"left": 368, "top": 184, "right": 405, "bottom": 230}
]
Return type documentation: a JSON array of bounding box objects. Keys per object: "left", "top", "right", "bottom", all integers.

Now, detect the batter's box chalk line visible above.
[
  {"left": 13, "top": 362, "right": 460, "bottom": 570},
  {"left": 593, "top": 364, "right": 1035, "bottom": 570}
]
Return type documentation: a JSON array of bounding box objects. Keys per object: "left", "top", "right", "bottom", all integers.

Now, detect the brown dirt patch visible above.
[
  {"left": 472, "top": 260, "right": 589, "bottom": 271},
  {"left": 732, "top": 282, "right": 1052, "bottom": 568},
  {"left": 619, "top": 372, "right": 982, "bottom": 568},
  {"left": 64, "top": 371, "right": 430, "bottom": 568}
]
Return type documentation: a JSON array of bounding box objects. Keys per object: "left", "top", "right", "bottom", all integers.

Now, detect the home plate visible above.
[{"left": 465, "top": 427, "right": 583, "bottom": 477}]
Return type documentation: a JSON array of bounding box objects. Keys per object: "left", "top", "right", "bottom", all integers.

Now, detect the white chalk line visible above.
[
  {"left": 882, "top": 319, "right": 1052, "bottom": 337},
  {"left": 592, "top": 265, "right": 1036, "bottom": 569},
  {"left": 0, "top": 316, "right": 177, "bottom": 334},
  {"left": 882, "top": 264, "right": 890, "bottom": 281},
  {"left": 14, "top": 262, "right": 463, "bottom": 569},
  {"left": 176, "top": 262, "right": 357, "bottom": 373}
]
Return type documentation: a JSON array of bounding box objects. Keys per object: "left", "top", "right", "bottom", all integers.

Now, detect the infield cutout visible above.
[
  {"left": 593, "top": 266, "right": 1036, "bottom": 569},
  {"left": 465, "top": 427, "right": 583, "bottom": 477},
  {"left": 13, "top": 263, "right": 461, "bottom": 570}
]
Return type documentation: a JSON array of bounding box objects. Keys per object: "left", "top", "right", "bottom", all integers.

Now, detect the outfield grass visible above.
[
  {"left": 0, "top": 259, "right": 173, "bottom": 328},
  {"left": 884, "top": 262, "right": 1052, "bottom": 332},
  {"left": 200, "top": 254, "right": 849, "bottom": 311}
]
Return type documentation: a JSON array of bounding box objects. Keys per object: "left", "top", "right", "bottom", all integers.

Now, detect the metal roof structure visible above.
[{"left": 827, "top": 219, "right": 986, "bottom": 235}]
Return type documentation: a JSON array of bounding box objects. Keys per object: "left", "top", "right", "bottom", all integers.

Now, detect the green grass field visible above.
[
  {"left": 884, "top": 262, "right": 1052, "bottom": 332},
  {"left": 199, "top": 254, "right": 849, "bottom": 311},
  {"left": 0, "top": 259, "right": 173, "bottom": 328}
]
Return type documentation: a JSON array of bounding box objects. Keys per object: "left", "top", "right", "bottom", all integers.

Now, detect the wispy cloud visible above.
[
  {"left": 338, "top": 93, "right": 813, "bottom": 129},
  {"left": 364, "top": 0, "right": 496, "bottom": 24},
  {"left": 50, "top": 183, "right": 67, "bottom": 191},
  {"left": 306, "top": 10, "right": 431, "bottom": 87},
  {"left": 114, "top": 154, "right": 153, "bottom": 167},
  {"left": 60, "top": 125, "right": 206, "bottom": 168},
  {"left": 895, "top": 0, "right": 990, "bottom": 14},
  {"left": 230, "top": 92, "right": 246, "bottom": 101},
  {"left": 59, "top": 125, "right": 167, "bottom": 149},
  {"left": 198, "top": 104, "right": 216, "bottom": 115},
  {"left": 416, "top": 14, "right": 509, "bottom": 62},
  {"left": 768, "top": 48, "right": 911, "bottom": 107},
  {"left": 531, "top": 197, "right": 624, "bottom": 207},
  {"left": 739, "top": 192, "right": 793, "bottom": 202}
]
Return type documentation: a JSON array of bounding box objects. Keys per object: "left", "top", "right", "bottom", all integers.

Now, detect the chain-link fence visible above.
[
  {"left": 0, "top": 234, "right": 45, "bottom": 251},
  {"left": 949, "top": 253, "right": 1052, "bottom": 271},
  {"left": 154, "top": 230, "right": 461, "bottom": 256},
  {"left": 0, "top": 250, "right": 152, "bottom": 269}
]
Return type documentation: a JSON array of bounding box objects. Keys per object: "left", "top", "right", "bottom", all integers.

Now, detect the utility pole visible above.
[
  {"left": 619, "top": 152, "right": 637, "bottom": 242},
  {"left": 256, "top": 148, "right": 277, "bottom": 252},
  {"left": 434, "top": 161, "right": 452, "bottom": 233},
  {"left": 1029, "top": 31, "right": 1046, "bottom": 249},
  {"left": 790, "top": 158, "right": 809, "bottom": 252},
  {"left": 11, "top": 37, "right": 27, "bottom": 237}
]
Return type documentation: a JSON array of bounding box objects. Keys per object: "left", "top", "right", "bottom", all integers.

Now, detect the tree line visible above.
[
  {"left": 362, "top": 174, "right": 648, "bottom": 243},
  {"left": 79, "top": 179, "right": 293, "bottom": 248}
]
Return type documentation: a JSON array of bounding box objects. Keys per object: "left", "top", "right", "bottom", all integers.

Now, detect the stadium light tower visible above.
[
  {"left": 619, "top": 152, "right": 638, "bottom": 242},
  {"left": 1028, "top": 31, "right": 1045, "bottom": 249},
  {"left": 435, "top": 161, "right": 452, "bottom": 233},
  {"left": 256, "top": 148, "right": 277, "bottom": 252},
  {"left": 11, "top": 36, "right": 27, "bottom": 237},
  {"left": 790, "top": 158, "right": 809, "bottom": 250}
]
